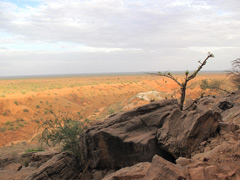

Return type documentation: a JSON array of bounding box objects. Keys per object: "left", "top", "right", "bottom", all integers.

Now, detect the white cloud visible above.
[{"left": 0, "top": 0, "right": 240, "bottom": 76}]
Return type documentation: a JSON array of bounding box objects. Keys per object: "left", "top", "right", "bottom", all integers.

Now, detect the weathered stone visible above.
[
  {"left": 85, "top": 99, "right": 178, "bottom": 169},
  {"left": 189, "top": 166, "right": 206, "bottom": 180},
  {"left": 157, "top": 108, "right": 220, "bottom": 158},
  {"left": 26, "top": 152, "right": 80, "bottom": 180},
  {"left": 92, "top": 170, "right": 106, "bottom": 180},
  {"left": 176, "top": 157, "right": 193, "bottom": 167},
  {"left": 4, "top": 163, "right": 22, "bottom": 171},
  {"left": 219, "top": 122, "right": 239, "bottom": 134},
  {"left": 31, "top": 150, "right": 59, "bottom": 163},
  {"left": 0, "top": 167, "right": 37, "bottom": 180},
  {"left": 142, "top": 155, "right": 186, "bottom": 180},
  {"left": 103, "top": 162, "right": 151, "bottom": 180}
]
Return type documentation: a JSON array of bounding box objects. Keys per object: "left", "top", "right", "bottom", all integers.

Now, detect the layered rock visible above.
[
  {"left": 2, "top": 91, "right": 239, "bottom": 180},
  {"left": 85, "top": 99, "right": 179, "bottom": 169},
  {"left": 157, "top": 108, "right": 219, "bottom": 158},
  {"left": 84, "top": 98, "right": 222, "bottom": 171},
  {"left": 143, "top": 155, "right": 186, "bottom": 180},
  {"left": 26, "top": 152, "right": 80, "bottom": 180}
]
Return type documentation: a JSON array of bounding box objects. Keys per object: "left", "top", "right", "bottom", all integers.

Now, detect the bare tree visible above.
[
  {"left": 228, "top": 58, "right": 240, "bottom": 90},
  {"left": 151, "top": 52, "right": 214, "bottom": 110}
]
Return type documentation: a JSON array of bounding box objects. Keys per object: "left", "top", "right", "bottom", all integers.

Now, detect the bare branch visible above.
[
  {"left": 148, "top": 72, "right": 182, "bottom": 86},
  {"left": 148, "top": 53, "right": 213, "bottom": 110},
  {"left": 187, "top": 52, "right": 214, "bottom": 81}
]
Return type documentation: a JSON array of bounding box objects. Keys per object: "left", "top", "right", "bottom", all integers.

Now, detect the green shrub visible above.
[
  {"left": 36, "top": 105, "right": 40, "bottom": 109},
  {"left": 18, "top": 123, "right": 24, "bottom": 127},
  {"left": 228, "top": 58, "right": 240, "bottom": 90},
  {"left": 16, "top": 118, "right": 24, "bottom": 123},
  {"left": 8, "top": 127, "right": 15, "bottom": 131},
  {"left": 24, "top": 148, "right": 44, "bottom": 153},
  {"left": 23, "top": 109, "right": 29, "bottom": 112},
  {"left": 200, "top": 79, "right": 226, "bottom": 92},
  {"left": 34, "top": 119, "right": 40, "bottom": 123},
  {"left": 0, "top": 127, "right": 6, "bottom": 132},
  {"left": 39, "top": 110, "right": 89, "bottom": 164},
  {"left": 14, "top": 101, "right": 19, "bottom": 105},
  {"left": 200, "top": 79, "right": 209, "bottom": 91}
]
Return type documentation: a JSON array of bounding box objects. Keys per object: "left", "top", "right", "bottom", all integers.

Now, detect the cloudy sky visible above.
[{"left": 0, "top": 0, "right": 240, "bottom": 76}]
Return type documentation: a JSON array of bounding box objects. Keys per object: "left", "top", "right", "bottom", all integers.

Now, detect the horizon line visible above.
[{"left": 0, "top": 70, "right": 227, "bottom": 80}]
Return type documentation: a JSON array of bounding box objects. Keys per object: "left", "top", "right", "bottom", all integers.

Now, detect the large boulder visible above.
[
  {"left": 142, "top": 155, "right": 186, "bottom": 180},
  {"left": 102, "top": 162, "right": 151, "bottom": 180},
  {"left": 84, "top": 98, "right": 221, "bottom": 170},
  {"left": 157, "top": 108, "right": 220, "bottom": 158},
  {"left": 85, "top": 99, "right": 179, "bottom": 169}
]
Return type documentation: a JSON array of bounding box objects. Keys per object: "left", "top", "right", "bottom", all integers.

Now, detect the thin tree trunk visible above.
[{"left": 180, "top": 83, "right": 187, "bottom": 110}]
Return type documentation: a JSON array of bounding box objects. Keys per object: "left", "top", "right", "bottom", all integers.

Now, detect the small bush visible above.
[
  {"left": 36, "top": 105, "right": 40, "bottom": 109},
  {"left": 16, "top": 118, "right": 24, "bottom": 123},
  {"left": 34, "top": 119, "right": 40, "bottom": 123},
  {"left": 18, "top": 123, "right": 24, "bottom": 127},
  {"left": 228, "top": 58, "right": 240, "bottom": 90},
  {"left": 14, "top": 101, "right": 19, "bottom": 105},
  {"left": 200, "top": 79, "right": 208, "bottom": 91},
  {"left": 8, "top": 127, "right": 15, "bottom": 131},
  {"left": 200, "top": 79, "right": 227, "bottom": 92},
  {"left": 24, "top": 148, "right": 44, "bottom": 153},
  {"left": 23, "top": 109, "right": 29, "bottom": 112},
  {"left": 39, "top": 110, "right": 89, "bottom": 164},
  {"left": 0, "top": 127, "right": 6, "bottom": 132}
]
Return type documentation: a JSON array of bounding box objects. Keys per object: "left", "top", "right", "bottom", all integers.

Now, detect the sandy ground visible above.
[{"left": 0, "top": 73, "right": 231, "bottom": 147}]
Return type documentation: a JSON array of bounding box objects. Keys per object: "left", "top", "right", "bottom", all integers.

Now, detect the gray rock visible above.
[
  {"left": 4, "top": 163, "right": 22, "bottom": 171},
  {"left": 102, "top": 162, "right": 150, "bottom": 180},
  {"left": 85, "top": 99, "right": 179, "bottom": 169},
  {"left": 142, "top": 155, "right": 186, "bottom": 180},
  {"left": 26, "top": 152, "right": 80, "bottom": 180}
]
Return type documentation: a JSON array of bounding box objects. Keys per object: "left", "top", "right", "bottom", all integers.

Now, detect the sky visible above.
[{"left": 0, "top": 0, "right": 240, "bottom": 76}]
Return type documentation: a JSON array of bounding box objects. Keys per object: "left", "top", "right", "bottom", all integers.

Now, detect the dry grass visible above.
[{"left": 0, "top": 73, "right": 232, "bottom": 148}]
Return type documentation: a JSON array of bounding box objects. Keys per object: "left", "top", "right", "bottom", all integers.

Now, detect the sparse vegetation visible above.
[
  {"left": 0, "top": 73, "right": 231, "bottom": 147},
  {"left": 39, "top": 110, "right": 89, "bottom": 163},
  {"left": 151, "top": 52, "right": 214, "bottom": 110},
  {"left": 14, "top": 101, "right": 19, "bottom": 105},
  {"left": 23, "top": 108, "right": 29, "bottom": 112},
  {"left": 228, "top": 58, "right": 240, "bottom": 90},
  {"left": 200, "top": 79, "right": 229, "bottom": 93},
  {"left": 0, "top": 127, "right": 6, "bottom": 132},
  {"left": 24, "top": 148, "right": 44, "bottom": 153}
]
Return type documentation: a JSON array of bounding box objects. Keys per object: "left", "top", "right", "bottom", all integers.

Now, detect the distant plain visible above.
[{"left": 0, "top": 73, "right": 231, "bottom": 147}]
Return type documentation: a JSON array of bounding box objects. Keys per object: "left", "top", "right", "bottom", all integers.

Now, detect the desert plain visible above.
[{"left": 0, "top": 73, "right": 232, "bottom": 148}]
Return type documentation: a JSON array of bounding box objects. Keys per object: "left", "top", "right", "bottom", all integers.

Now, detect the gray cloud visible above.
[{"left": 0, "top": 0, "right": 239, "bottom": 76}]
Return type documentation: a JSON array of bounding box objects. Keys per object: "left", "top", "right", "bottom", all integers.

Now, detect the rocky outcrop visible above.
[
  {"left": 103, "top": 162, "right": 151, "bottom": 180},
  {"left": 85, "top": 99, "right": 179, "bottom": 169},
  {"left": 157, "top": 108, "right": 219, "bottom": 158},
  {"left": 85, "top": 98, "right": 221, "bottom": 170},
  {"left": 26, "top": 152, "right": 80, "bottom": 180},
  {"left": 2, "top": 91, "right": 239, "bottom": 180},
  {"left": 30, "top": 150, "right": 59, "bottom": 168},
  {"left": 143, "top": 155, "right": 186, "bottom": 180}
]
